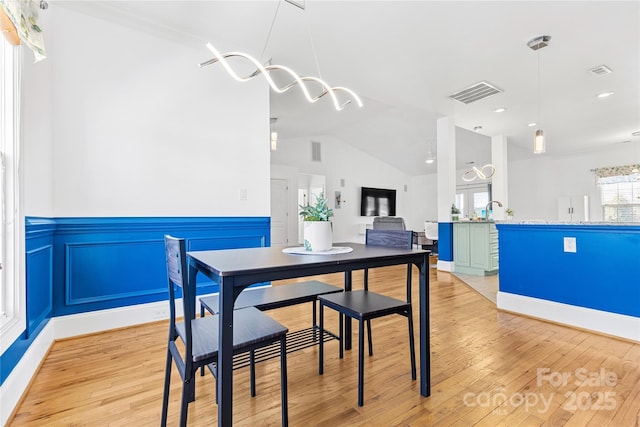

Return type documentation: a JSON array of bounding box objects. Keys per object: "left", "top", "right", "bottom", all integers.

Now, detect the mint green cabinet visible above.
[{"left": 453, "top": 222, "right": 498, "bottom": 275}]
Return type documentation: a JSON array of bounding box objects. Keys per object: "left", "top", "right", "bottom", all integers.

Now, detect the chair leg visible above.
[
  {"left": 200, "top": 305, "right": 205, "bottom": 376},
  {"left": 280, "top": 335, "right": 289, "bottom": 427},
  {"left": 250, "top": 350, "right": 257, "bottom": 397},
  {"left": 407, "top": 310, "right": 417, "bottom": 381},
  {"left": 319, "top": 302, "right": 324, "bottom": 375},
  {"left": 312, "top": 300, "right": 317, "bottom": 327},
  {"left": 366, "top": 319, "right": 373, "bottom": 356},
  {"left": 339, "top": 313, "right": 344, "bottom": 359},
  {"left": 358, "top": 319, "right": 365, "bottom": 407},
  {"left": 179, "top": 379, "right": 190, "bottom": 427},
  {"left": 160, "top": 349, "right": 172, "bottom": 427}
]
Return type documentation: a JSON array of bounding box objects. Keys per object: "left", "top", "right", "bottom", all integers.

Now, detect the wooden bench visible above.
[{"left": 200, "top": 280, "right": 343, "bottom": 366}]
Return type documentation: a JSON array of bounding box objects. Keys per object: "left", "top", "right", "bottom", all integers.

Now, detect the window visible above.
[
  {"left": 456, "top": 183, "right": 491, "bottom": 219},
  {"left": 1, "top": 34, "right": 24, "bottom": 346},
  {"left": 595, "top": 165, "right": 640, "bottom": 222}
]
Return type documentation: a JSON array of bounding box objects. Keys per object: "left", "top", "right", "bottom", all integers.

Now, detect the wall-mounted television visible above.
[{"left": 360, "top": 187, "right": 396, "bottom": 217}]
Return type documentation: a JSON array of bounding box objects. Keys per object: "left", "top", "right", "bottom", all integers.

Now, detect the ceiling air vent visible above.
[
  {"left": 589, "top": 65, "right": 613, "bottom": 76},
  {"left": 449, "top": 81, "right": 503, "bottom": 104}
]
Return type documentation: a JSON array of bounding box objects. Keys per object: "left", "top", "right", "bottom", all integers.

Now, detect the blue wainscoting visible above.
[
  {"left": 25, "top": 218, "right": 56, "bottom": 338},
  {"left": 497, "top": 223, "right": 640, "bottom": 317},
  {"left": 437, "top": 222, "right": 454, "bottom": 262},
  {"left": 1, "top": 216, "right": 270, "bottom": 385},
  {"left": 51, "top": 217, "right": 270, "bottom": 316}
]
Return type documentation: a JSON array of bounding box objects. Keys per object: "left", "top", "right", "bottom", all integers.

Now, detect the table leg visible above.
[
  {"left": 419, "top": 253, "right": 431, "bottom": 397},
  {"left": 218, "top": 276, "right": 235, "bottom": 426},
  {"left": 344, "top": 270, "right": 352, "bottom": 350}
]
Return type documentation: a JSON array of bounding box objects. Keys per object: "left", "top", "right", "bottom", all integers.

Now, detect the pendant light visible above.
[
  {"left": 425, "top": 141, "right": 436, "bottom": 164},
  {"left": 199, "top": 1, "right": 362, "bottom": 111},
  {"left": 528, "top": 35, "right": 551, "bottom": 154},
  {"left": 270, "top": 118, "right": 278, "bottom": 151}
]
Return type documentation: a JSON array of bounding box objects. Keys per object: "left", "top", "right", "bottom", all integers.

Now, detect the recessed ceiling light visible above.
[
  {"left": 493, "top": 107, "right": 506, "bottom": 113},
  {"left": 528, "top": 122, "right": 536, "bottom": 127},
  {"left": 596, "top": 91, "right": 614, "bottom": 98},
  {"left": 425, "top": 158, "right": 435, "bottom": 164}
]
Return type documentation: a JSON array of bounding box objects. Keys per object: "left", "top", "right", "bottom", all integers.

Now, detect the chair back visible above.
[
  {"left": 365, "top": 229, "right": 413, "bottom": 302},
  {"left": 164, "top": 235, "right": 196, "bottom": 353},
  {"left": 424, "top": 221, "right": 438, "bottom": 241},
  {"left": 372, "top": 216, "right": 406, "bottom": 230},
  {"left": 366, "top": 229, "right": 413, "bottom": 248}
]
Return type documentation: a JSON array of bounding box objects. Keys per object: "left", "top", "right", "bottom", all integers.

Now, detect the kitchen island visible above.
[
  {"left": 496, "top": 221, "right": 640, "bottom": 341},
  {"left": 453, "top": 221, "right": 498, "bottom": 276}
]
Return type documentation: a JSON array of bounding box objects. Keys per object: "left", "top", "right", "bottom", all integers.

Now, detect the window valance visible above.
[
  {"left": 593, "top": 164, "right": 640, "bottom": 183},
  {"left": 1, "top": 0, "right": 46, "bottom": 61}
]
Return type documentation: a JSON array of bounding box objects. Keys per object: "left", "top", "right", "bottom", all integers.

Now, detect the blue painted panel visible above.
[
  {"left": 0, "top": 218, "right": 57, "bottom": 384},
  {"left": 51, "top": 217, "right": 270, "bottom": 316},
  {"left": 438, "top": 222, "right": 454, "bottom": 261},
  {"left": 497, "top": 223, "right": 640, "bottom": 317},
  {"left": 26, "top": 245, "right": 53, "bottom": 337},
  {"left": 65, "top": 239, "right": 167, "bottom": 305}
]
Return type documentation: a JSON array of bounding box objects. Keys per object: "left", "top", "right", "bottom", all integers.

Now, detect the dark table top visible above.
[{"left": 187, "top": 243, "right": 429, "bottom": 282}]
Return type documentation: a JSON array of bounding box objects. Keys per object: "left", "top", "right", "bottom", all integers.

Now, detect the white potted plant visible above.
[{"left": 299, "top": 192, "right": 334, "bottom": 251}]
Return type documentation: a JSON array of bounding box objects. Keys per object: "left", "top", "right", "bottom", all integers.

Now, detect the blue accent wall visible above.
[
  {"left": 1, "top": 216, "right": 270, "bottom": 385},
  {"left": 437, "top": 222, "right": 454, "bottom": 262},
  {"left": 497, "top": 223, "right": 640, "bottom": 318}
]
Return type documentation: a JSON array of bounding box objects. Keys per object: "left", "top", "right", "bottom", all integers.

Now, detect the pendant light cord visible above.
[
  {"left": 259, "top": 0, "right": 283, "bottom": 62},
  {"left": 261, "top": 0, "right": 322, "bottom": 78},
  {"left": 537, "top": 50, "right": 541, "bottom": 127},
  {"left": 304, "top": 6, "right": 323, "bottom": 80}
]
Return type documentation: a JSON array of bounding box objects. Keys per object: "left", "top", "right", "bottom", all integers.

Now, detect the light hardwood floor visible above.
[{"left": 9, "top": 266, "right": 640, "bottom": 426}]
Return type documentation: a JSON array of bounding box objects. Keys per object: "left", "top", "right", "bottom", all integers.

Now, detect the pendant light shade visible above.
[
  {"left": 529, "top": 35, "right": 550, "bottom": 155},
  {"left": 534, "top": 129, "right": 545, "bottom": 154},
  {"left": 270, "top": 118, "right": 278, "bottom": 151}
]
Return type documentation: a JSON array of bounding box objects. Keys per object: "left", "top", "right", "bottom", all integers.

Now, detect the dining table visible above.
[{"left": 187, "top": 242, "right": 430, "bottom": 426}]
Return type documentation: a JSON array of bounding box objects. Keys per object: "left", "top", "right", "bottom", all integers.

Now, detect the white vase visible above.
[{"left": 303, "top": 221, "right": 333, "bottom": 252}]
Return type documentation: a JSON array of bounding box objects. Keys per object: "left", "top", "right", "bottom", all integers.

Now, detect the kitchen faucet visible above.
[{"left": 485, "top": 200, "right": 503, "bottom": 220}]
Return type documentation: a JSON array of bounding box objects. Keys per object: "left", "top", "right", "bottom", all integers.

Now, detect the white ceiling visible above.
[{"left": 60, "top": 1, "right": 640, "bottom": 176}]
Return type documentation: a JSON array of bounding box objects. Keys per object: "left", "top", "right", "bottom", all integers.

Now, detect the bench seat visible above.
[{"left": 200, "top": 280, "right": 343, "bottom": 315}]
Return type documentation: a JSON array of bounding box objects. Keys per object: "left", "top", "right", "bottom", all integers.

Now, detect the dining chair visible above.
[
  {"left": 160, "top": 235, "right": 289, "bottom": 427},
  {"left": 318, "top": 229, "right": 416, "bottom": 406},
  {"left": 424, "top": 221, "right": 438, "bottom": 255}
]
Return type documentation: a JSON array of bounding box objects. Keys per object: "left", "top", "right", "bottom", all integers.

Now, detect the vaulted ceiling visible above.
[{"left": 61, "top": 1, "right": 640, "bottom": 175}]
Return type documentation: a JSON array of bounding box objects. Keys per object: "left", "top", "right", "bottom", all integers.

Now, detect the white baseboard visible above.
[
  {"left": 1, "top": 321, "right": 55, "bottom": 427},
  {"left": 497, "top": 291, "right": 640, "bottom": 342},
  {"left": 0, "top": 294, "right": 215, "bottom": 427},
  {"left": 437, "top": 260, "right": 454, "bottom": 272}
]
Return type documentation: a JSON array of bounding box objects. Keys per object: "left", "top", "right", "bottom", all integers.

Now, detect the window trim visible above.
[
  {"left": 598, "top": 175, "right": 640, "bottom": 223},
  {"left": 0, "top": 37, "right": 25, "bottom": 352}
]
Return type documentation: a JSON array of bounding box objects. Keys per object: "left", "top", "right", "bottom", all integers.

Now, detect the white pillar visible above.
[
  {"left": 436, "top": 117, "right": 456, "bottom": 271},
  {"left": 437, "top": 117, "right": 456, "bottom": 222},
  {"left": 491, "top": 135, "right": 508, "bottom": 220}
]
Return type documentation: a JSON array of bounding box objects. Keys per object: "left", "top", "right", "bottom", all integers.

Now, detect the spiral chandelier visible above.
[{"left": 199, "top": 43, "right": 362, "bottom": 111}]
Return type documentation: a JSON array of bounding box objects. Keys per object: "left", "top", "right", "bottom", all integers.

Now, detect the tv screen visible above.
[{"left": 360, "top": 187, "right": 396, "bottom": 217}]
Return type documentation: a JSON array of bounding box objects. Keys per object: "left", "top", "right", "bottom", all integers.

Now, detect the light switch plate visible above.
[{"left": 563, "top": 237, "right": 577, "bottom": 253}]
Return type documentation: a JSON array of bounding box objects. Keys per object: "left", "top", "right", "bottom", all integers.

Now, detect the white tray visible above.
[{"left": 282, "top": 246, "right": 353, "bottom": 255}]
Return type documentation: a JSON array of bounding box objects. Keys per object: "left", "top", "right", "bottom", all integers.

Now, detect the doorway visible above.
[
  {"left": 270, "top": 178, "right": 289, "bottom": 246},
  {"left": 455, "top": 183, "right": 492, "bottom": 219}
]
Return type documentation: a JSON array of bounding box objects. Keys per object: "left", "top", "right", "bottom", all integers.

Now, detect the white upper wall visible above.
[
  {"left": 507, "top": 143, "right": 640, "bottom": 221},
  {"left": 271, "top": 135, "right": 412, "bottom": 243},
  {"left": 23, "top": 6, "right": 270, "bottom": 218}
]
